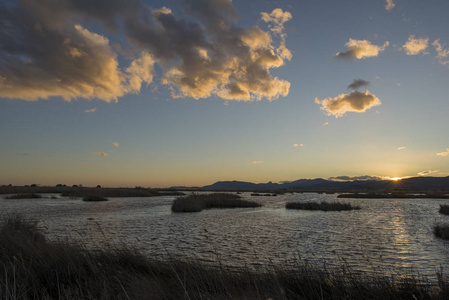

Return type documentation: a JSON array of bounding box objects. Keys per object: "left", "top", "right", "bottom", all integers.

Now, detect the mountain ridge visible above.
[{"left": 172, "top": 176, "right": 449, "bottom": 191}]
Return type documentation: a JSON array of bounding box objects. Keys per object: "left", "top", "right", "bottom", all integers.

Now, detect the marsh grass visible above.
[
  {"left": 434, "top": 224, "right": 449, "bottom": 240},
  {"left": 171, "top": 193, "right": 262, "bottom": 212},
  {"left": 4, "top": 193, "right": 42, "bottom": 199},
  {"left": 286, "top": 201, "right": 360, "bottom": 211},
  {"left": 439, "top": 205, "right": 449, "bottom": 215},
  {"left": 0, "top": 215, "right": 448, "bottom": 299},
  {"left": 82, "top": 196, "right": 108, "bottom": 202}
]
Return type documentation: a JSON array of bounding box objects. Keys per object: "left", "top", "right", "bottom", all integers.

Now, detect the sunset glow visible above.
[{"left": 1, "top": 0, "right": 449, "bottom": 187}]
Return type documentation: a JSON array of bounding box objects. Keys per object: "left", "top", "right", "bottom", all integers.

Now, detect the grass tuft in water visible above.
[
  {"left": 434, "top": 224, "right": 449, "bottom": 240},
  {"left": 286, "top": 201, "right": 360, "bottom": 211},
  {"left": 171, "top": 193, "right": 261, "bottom": 212},
  {"left": 439, "top": 205, "right": 449, "bottom": 215}
]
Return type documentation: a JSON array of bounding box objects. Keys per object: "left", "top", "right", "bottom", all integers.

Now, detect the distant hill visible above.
[{"left": 173, "top": 176, "right": 449, "bottom": 191}]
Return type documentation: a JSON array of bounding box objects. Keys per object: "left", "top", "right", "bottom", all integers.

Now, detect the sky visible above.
[{"left": 1, "top": 0, "right": 449, "bottom": 188}]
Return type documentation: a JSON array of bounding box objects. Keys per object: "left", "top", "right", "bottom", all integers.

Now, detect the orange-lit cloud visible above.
[
  {"left": 385, "top": 0, "right": 395, "bottom": 11},
  {"left": 113, "top": 142, "right": 119, "bottom": 148},
  {"left": 315, "top": 90, "right": 381, "bottom": 117},
  {"left": 433, "top": 40, "right": 449, "bottom": 66},
  {"left": 0, "top": 1, "right": 291, "bottom": 103},
  {"left": 402, "top": 36, "right": 429, "bottom": 55},
  {"left": 437, "top": 148, "right": 449, "bottom": 156},
  {"left": 85, "top": 108, "right": 97, "bottom": 113},
  {"left": 335, "top": 39, "right": 389, "bottom": 60},
  {"left": 0, "top": 21, "right": 129, "bottom": 102},
  {"left": 161, "top": 8, "right": 292, "bottom": 101},
  {"left": 397, "top": 146, "right": 406, "bottom": 150},
  {"left": 252, "top": 161, "right": 263, "bottom": 164},
  {"left": 91, "top": 152, "right": 109, "bottom": 157},
  {"left": 322, "top": 122, "right": 329, "bottom": 126}
]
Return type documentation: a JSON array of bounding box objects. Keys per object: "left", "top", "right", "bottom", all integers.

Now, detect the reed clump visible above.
[
  {"left": 4, "top": 193, "right": 42, "bottom": 199},
  {"left": 82, "top": 196, "right": 108, "bottom": 202},
  {"left": 434, "top": 224, "right": 449, "bottom": 240},
  {"left": 0, "top": 215, "right": 447, "bottom": 299},
  {"left": 286, "top": 201, "right": 360, "bottom": 211},
  {"left": 171, "top": 193, "right": 261, "bottom": 212},
  {"left": 439, "top": 204, "right": 449, "bottom": 215}
]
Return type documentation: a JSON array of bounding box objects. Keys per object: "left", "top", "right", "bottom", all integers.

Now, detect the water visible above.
[{"left": 1, "top": 192, "right": 449, "bottom": 278}]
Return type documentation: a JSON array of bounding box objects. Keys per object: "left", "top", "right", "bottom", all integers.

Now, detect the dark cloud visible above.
[
  {"left": 181, "top": 0, "right": 238, "bottom": 33},
  {"left": 347, "top": 79, "right": 370, "bottom": 90},
  {"left": 328, "top": 175, "right": 383, "bottom": 181},
  {"left": 0, "top": 1, "right": 292, "bottom": 102}
]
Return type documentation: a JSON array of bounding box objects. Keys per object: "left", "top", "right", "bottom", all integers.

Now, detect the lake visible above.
[{"left": 1, "top": 192, "right": 448, "bottom": 278}]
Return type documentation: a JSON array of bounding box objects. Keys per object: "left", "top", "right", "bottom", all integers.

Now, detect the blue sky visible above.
[{"left": 1, "top": 0, "right": 449, "bottom": 187}]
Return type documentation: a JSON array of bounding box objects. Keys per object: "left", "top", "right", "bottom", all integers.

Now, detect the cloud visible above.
[
  {"left": 113, "top": 142, "right": 119, "bottom": 148},
  {"left": 335, "top": 39, "right": 389, "bottom": 60},
  {"left": 322, "top": 122, "right": 329, "bottom": 126},
  {"left": 315, "top": 90, "right": 381, "bottom": 117},
  {"left": 385, "top": 0, "right": 395, "bottom": 11},
  {"left": 0, "top": 1, "right": 292, "bottom": 103},
  {"left": 328, "top": 175, "right": 383, "bottom": 181},
  {"left": 261, "top": 8, "right": 292, "bottom": 60},
  {"left": 347, "top": 79, "right": 370, "bottom": 90},
  {"left": 91, "top": 152, "right": 108, "bottom": 157},
  {"left": 418, "top": 170, "right": 439, "bottom": 176},
  {"left": 402, "top": 36, "right": 429, "bottom": 55},
  {"left": 293, "top": 144, "right": 303, "bottom": 147},
  {"left": 0, "top": 12, "right": 131, "bottom": 102},
  {"left": 84, "top": 108, "right": 97, "bottom": 113},
  {"left": 436, "top": 148, "right": 449, "bottom": 156},
  {"left": 397, "top": 146, "right": 406, "bottom": 150},
  {"left": 252, "top": 161, "right": 263, "bottom": 164},
  {"left": 433, "top": 39, "right": 449, "bottom": 66}
]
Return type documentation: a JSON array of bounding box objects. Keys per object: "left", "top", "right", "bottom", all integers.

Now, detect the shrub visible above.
[{"left": 286, "top": 201, "right": 360, "bottom": 211}]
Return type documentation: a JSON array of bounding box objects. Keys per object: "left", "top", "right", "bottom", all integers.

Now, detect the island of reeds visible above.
[
  {"left": 286, "top": 201, "right": 360, "bottom": 211},
  {"left": 0, "top": 185, "right": 183, "bottom": 198},
  {"left": 4, "top": 193, "right": 42, "bottom": 199},
  {"left": 171, "top": 193, "right": 261, "bottom": 212},
  {"left": 0, "top": 215, "right": 447, "bottom": 299}
]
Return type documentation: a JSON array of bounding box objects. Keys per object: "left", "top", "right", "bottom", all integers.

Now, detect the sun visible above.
[{"left": 390, "top": 177, "right": 402, "bottom": 181}]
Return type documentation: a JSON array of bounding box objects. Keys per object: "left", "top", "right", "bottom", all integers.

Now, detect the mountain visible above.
[{"left": 174, "top": 176, "right": 449, "bottom": 191}]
